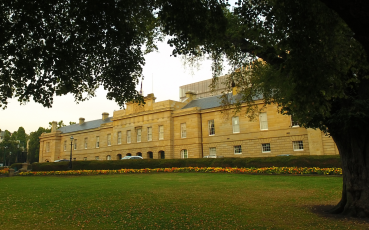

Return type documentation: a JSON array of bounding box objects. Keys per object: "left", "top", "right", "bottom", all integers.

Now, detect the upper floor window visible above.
[
  {"left": 232, "top": 117, "right": 240, "bottom": 133},
  {"left": 208, "top": 120, "right": 215, "bottom": 135},
  {"left": 159, "top": 125, "right": 164, "bottom": 140},
  {"left": 117, "top": 131, "right": 122, "bottom": 144},
  {"left": 291, "top": 116, "right": 299, "bottom": 127},
  {"left": 127, "top": 130, "right": 131, "bottom": 143},
  {"left": 181, "top": 123, "right": 186, "bottom": 138},
  {"left": 74, "top": 139, "right": 77, "bottom": 150},
  {"left": 84, "top": 138, "right": 88, "bottom": 149},
  {"left": 63, "top": 140, "right": 67, "bottom": 151},
  {"left": 147, "top": 127, "right": 152, "bottom": 141},
  {"left": 137, "top": 128, "right": 142, "bottom": 142},
  {"left": 259, "top": 112, "right": 268, "bottom": 130},
  {"left": 96, "top": 136, "right": 100, "bottom": 148},
  {"left": 107, "top": 134, "right": 111, "bottom": 146},
  {"left": 293, "top": 141, "right": 304, "bottom": 151},
  {"left": 181, "top": 149, "right": 188, "bottom": 159}
]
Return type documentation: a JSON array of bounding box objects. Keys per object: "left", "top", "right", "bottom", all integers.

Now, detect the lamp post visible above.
[
  {"left": 69, "top": 136, "right": 74, "bottom": 169},
  {"left": 9, "top": 151, "right": 12, "bottom": 166}
]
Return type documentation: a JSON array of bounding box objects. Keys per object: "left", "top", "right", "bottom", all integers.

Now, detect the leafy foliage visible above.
[{"left": 28, "top": 127, "right": 50, "bottom": 163}]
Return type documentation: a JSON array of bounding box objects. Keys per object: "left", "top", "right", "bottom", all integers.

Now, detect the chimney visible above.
[
  {"left": 185, "top": 91, "right": 196, "bottom": 100},
  {"left": 79, "top": 118, "right": 85, "bottom": 125},
  {"left": 102, "top": 112, "right": 109, "bottom": 120},
  {"left": 51, "top": 121, "right": 57, "bottom": 132}
]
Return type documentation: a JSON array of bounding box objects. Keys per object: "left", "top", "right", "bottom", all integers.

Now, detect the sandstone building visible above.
[{"left": 39, "top": 82, "right": 338, "bottom": 162}]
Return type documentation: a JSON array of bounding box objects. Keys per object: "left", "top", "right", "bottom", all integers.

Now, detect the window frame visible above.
[
  {"left": 74, "top": 139, "right": 77, "bottom": 150},
  {"left": 107, "top": 133, "right": 111, "bottom": 146},
  {"left": 262, "top": 143, "right": 271, "bottom": 153},
  {"left": 209, "top": 147, "right": 216, "bottom": 156},
  {"left": 127, "top": 130, "right": 131, "bottom": 143},
  {"left": 293, "top": 141, "right": 304, "bottom": 151},
  {"left": 208, "top": 120, "right": 215, "bottom": 136},
  {"left": 147, "top": 127, "right": 152, "bottom": 141},
  {"left": 259, "top": 112, "right": 268, "bottom": 130},
  {"left": 181, "top": 123, "right": 186, "bottom": 138},
  {"left": 96, "top": 136, "right": 100, "bottom": 148},
  {"left": 63, "top": 140, "right": 67, "bottom": 151},
  {"left": 117, "top": 131, "right": 122, "bottom": 144},
  {"left": 136, "top": 128, "right": 142, "bottom": 143},
  {"left": 181, "top": 149, "right": 188, "bottom": 159},
  {"left": 232, "top": 117, "right": 240, "bottom": 133},
  {"left": 84, "top": 137, "right": 88, "bottom": 149},
  {"left": 159, "top": 125, "right": 164, "bottom": 140},
  {"left": 234, "top": 145, "right": 242, "bottom": 154}
]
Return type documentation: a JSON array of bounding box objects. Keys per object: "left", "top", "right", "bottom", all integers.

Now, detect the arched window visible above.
[
  {"left": 137, "top": 152, "right": 142, "bottom": 157},
  {"left": 106, "top": 155, "right": 111, "bottom": 160},
  {"left": 147, "top": 152, "right": 153, "bottom": 159},
  {"left": 126, "top": 153, "right": 132, "bottom": 156},
  {"left": 117, "top": 154, "right": 122, "bottom": 160},
  {"left": 181, "top": 149, "right": 188, "bottom": 159}
]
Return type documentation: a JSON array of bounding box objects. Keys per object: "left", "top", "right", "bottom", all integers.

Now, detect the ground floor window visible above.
[
  {"left": 95, "top": 156, "right": 99, "bottom": 160},
  {"left": 137, "top": 152, "right": 142, "bottom": 157},
  {"left": 181, "top": 149, "right": 188, "bottom": 159},
  {"left": 293, "top": 141, "right": 304, "bottom": 151},
  {"left": 262, "top": 143, "right": 271, "bottom": 153},
  {"left": 234, "top": 145, "right": 242, "bottom": 154},
  {"left": 106, "top": 155, "right": 111, "bottom": 160},
  {"left": 209, "top": 147, "right": 216, "bottom": 156},
  {"left": 83, "top": 157, "right": 87, "bottom": 161}
]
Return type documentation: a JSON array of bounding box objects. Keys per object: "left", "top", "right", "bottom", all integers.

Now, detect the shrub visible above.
[{"left": 31, "top": 155, "right": 341, "bottom": 171}]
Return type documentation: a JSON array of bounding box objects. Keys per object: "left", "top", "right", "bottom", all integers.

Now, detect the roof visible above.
[
  {"left": 181, "top": 93, "right": 262, "bottom": 110},
  {"left": 58, "top": 117, "right": 113, "bottom": 134}
]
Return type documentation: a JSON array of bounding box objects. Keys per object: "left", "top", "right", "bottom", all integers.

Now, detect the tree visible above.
[
  {"left": 28, "top": 127, "right": 50, "bottom": 163},
  {"left": 215, "top": 0, "right": 368, "bottom": 217}
]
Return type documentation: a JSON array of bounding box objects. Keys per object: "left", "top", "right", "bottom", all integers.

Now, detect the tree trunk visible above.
[{"left": 330, "top": 129, "right": 369, "bottom": 217}]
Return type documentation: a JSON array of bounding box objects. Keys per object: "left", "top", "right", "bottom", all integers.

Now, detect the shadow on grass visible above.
[{"left": 310, "top": 204, "right": 369, "bottom": 226}]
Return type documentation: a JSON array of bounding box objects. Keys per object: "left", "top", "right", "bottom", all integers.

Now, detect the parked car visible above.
[
  {"left": 54, "top": 159, "right": 70, "bottom": 162},
  {"left": 121, "top": 156, "right": 143, "bottom": 160},
  {"left": 277, "top": 154, "right": 291, "bottom": 157},
  {"left": 203, "top": 155, "right": 217, "bottom": 158}
]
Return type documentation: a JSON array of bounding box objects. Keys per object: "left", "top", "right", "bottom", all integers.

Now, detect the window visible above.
[
  {"left": 293, "top": 141, "right": 304, "bottom": 151},
  {"left": 181, "top": 149, "right": 188, "bottom": 159},
  {"left": 262, "top": 143, "right": 271, "bottom": 153},
  {"left": 96, "top": 136, "right": 100, "bottom": 148},
  {"left": 137, "top": 128, "right": 142, "bottom": 142},
  {"left": 74, "top": 139, "right": 77, "bottom": 150},
  {"left": 127, "top": 130, "right": 131, "bottom": 143},
  {"left": 259, "top": 113, "right": 268, "bottom": 130},
  {"left": 232, "top": 117, "right": 240, "bottom": 133},
  {"left": 117, "top": 131, "right": 122, "bottom": 144},
  {"left": 84, "top": 138, "right": 88, "bottom": 149},
  {"left": 159, "top": 125, "right": 164, "bottom": 140},
  {"left": 95, "top": 156, "right": 99, "bottom": 160},
  {"left": 291, "top": 116, "right": 299, "bottom": 127},
  {"left": 107, "top": 134, "right": 111, "bottom": 146},
  {"left": 73, "top": 158, "right": 76, "bottom": 161},
  {"left": 83, "top": 157, "right": 87, "bottom": 161},
  {"left": 209, "top": 147, "right": 216, "bottom": 156},
  {"left": 106, "top": 155, "right": 111, "bottom": 160},
  {"left": 234, "top": 145, "right": 242, "bottom": 154},
  {"left": 147, "top": 127, "right": 152, "bottom": 141},
  {"left": 46, "top": 142, "right": 50, "bottom": 152},
  {"left": 208, "top": 120, "right": 215, "bottom": 135},
  {"left": 63, "top": 141, "right": 67, "bottom": 151},
  {"left": 181, "top": 123, "right": 186, "bottom": 138}
]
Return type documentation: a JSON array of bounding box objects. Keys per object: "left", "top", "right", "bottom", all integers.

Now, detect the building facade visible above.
[{"left": 39, "top": 88, "right": 338, "bottom": 162}]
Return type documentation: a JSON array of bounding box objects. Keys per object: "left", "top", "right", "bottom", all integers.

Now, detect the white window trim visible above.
[
  {"left": 234, "top": 145, "right": 242, "bottom": 154},
  {"left": 137, "top": 128, "right": 142, "bottom": 143},
  {"left": 107, "top": 134, "right": 111, "bottom": 146},
  {"left": 84, "top": 138, "right": 88, "bottom": 149},
  {"left": 96, "top": 136, "right": 100, "bottom": 148},
  {"left": 117, "top": 131, "right": 122, "bottom": 145},
  {"left": 259, "top": 113, "right": 268, "bottom": 130},
  {"left": 74, "top": 139, "right": 77, "bottom": 150},
  {"left": 63, "top": 141, "right": 67, "bottom": 151},
  {"left": 181, "top": 123, "right": 186, "bottom": 138},
  {"left": 232, "top": 117, "right": 240, "bottom": 133},
  {"left": 208, "top": 120, "right": 215, "bottom": 136},
  {"left": 209, "top": 147, "right": 216, "bottom": 156},
  {"left": 147, "top": 127, "right": 152, "bottom": 141},
  {"left": 159, "top": 125, "right": 164, "bottom": 140},
  {"left": 181, "top": 149, "right": 188, "bottom": 159},
  {"left": 293, "top": 141, "right": 304, "bottom": 151},
  {"left": 261, "top": 143, "right": 271, "bottom": 153},
  {"left": 291, "top": 116, "right": 300, "bottom": 127},
  {"left": 127, "top": 130, "right": 131, "bottom": 144}
]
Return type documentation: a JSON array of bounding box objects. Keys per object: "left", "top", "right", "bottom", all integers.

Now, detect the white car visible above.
[{"left": 121, "top": 156, "right": 143, "bottom": 160}]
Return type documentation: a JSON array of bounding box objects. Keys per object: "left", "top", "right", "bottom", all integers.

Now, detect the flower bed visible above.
[
  {"left": 0, "top": 168, "right": 9, "bottom": 175},
  {"left": 17, "top": 167, "right": 342, "bottom": 176}
]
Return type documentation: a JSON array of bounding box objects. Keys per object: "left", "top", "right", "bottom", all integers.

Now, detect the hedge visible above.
[{"left": 31, "top": 155, "right": 342, "bottom": 172}]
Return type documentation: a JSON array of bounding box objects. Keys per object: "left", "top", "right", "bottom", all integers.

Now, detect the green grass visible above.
[{"left": 0, "top": 174, "right": 367, "bottom": 229}]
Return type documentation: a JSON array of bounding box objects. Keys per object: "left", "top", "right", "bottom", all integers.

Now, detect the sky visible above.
[{"left": 1, "top": 41, "right": 230, "bottom": 134}]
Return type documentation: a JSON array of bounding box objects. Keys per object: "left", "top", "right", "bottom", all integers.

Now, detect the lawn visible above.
[{"left": 0, "top": 174, "right": 367, "bottom": 229}]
